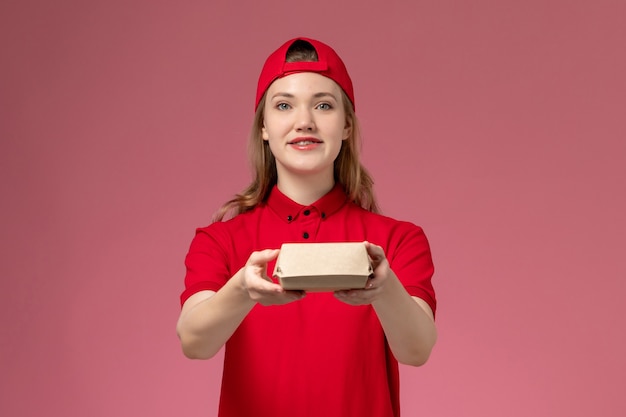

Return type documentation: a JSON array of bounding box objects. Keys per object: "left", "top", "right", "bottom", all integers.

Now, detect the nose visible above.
[{"left": 295, "top": 108, "right": 315, "bottom": 132}]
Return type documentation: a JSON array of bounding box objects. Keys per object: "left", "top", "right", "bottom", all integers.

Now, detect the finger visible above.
[
  {"left": 333, "top": 288, "right": 377, "bottom": 305},
  {"left": 363, "top": 241, "right": 385, "bottom": 260},
  {"left": 254, "top": 288, "right": 305, "bottom": 305},
  {"left": 282, "top": 290, "right": 306, "bottom": 301},
  {"left": 252, "top": 279, "right": 284, "bottom": 293},
  {"left": 247, "top": 248, "right": 280, "bottom": 266}
]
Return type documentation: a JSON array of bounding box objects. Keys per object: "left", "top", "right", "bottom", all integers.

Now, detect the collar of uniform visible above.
[{"left": 266, "top": 184, "right": 348, "bottom": 223}]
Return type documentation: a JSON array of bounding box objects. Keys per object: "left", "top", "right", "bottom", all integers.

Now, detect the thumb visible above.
[
  {"left": 364, "top": 241, "right": 384, "bottom": 259},
  {"left": 248, "top": 248, "right": 280, "bottom": 266}
]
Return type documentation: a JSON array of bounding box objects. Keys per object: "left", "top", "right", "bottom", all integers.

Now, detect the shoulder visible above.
[
  {"left": 348, "top": 203, "right": 425, "bottom": 235},
  {"left": 199, "top": 205, "right": 265, "bottom": 232},
  {"left": 345, "top": 204, "right": 431, "bottom": 258},
  {"left": 193, "top": 206, "right": 265, "bottom": 246}
]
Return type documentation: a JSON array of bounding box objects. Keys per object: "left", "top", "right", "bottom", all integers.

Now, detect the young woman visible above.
[{"left": 177, "top": 37, "right": 437, "bottom": 417}]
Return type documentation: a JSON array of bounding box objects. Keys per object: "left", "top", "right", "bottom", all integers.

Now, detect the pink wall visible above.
[{"left": 1, "top": 1, "right": 625, "bottom": 416}]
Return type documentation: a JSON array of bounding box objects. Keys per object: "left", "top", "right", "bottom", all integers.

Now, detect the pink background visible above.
[{"left": 1, "top": 0, "right": 625, "bottom": 416}]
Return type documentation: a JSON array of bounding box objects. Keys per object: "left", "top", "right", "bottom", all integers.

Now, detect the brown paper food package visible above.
[{"left": 273, "top": 242, "right": 373, "bottom": 291}]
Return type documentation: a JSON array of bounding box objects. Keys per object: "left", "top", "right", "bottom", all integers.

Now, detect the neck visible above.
[{"left": 276, "top": 172, "right": 335, "bottom": 206}]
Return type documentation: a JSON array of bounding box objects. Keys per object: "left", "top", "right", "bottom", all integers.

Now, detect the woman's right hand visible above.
[{"left": 240, "top": 249, "right": 305, "bottom": 306}]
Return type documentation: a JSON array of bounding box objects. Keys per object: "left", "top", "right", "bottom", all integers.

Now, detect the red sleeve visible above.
[
  {"left": 387, "top": 223, "right": 437, "bottom": 317},
  {"left": 180, "top": 223, "right": 233, "bottom": 307}
]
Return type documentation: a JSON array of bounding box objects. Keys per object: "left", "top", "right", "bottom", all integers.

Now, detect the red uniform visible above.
[{"left": 182, "top": 184, "right": 436, "bottom": 417}]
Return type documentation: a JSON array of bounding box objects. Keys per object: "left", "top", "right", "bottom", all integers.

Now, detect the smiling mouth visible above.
[
  {"left": 291, "top": 140, "right": 318, "bottom": 145},
  {"left": 289, "top": 138, "right": 322, "bottom": 146}
]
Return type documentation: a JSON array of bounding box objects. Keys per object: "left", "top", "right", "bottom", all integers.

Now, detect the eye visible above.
[
  {"left": 276, "top": 102, "right": 291, "bottom": 110},
  {"left": 316, "top": 102, "right": 333, "bottom": 110}
]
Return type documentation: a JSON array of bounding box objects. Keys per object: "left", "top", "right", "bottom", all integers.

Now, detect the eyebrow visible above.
[{"left": 270, "top": 92, "right": 338, "bottom": 101}]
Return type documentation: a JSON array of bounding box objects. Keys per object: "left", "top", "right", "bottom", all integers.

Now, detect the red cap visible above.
[{"left": 255, "top": 37, "right": 355, "bottom": 111}]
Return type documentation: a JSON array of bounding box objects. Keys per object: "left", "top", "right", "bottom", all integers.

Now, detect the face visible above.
[{"left": 262, "top": 72, "right": 351, "bottom": 183}]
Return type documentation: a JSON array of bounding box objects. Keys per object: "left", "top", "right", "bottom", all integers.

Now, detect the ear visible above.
[
  {"left": 262, "top": 124, "right": 269, "bottom": 141},
  {"left": 343, "top": 118, "right": 352, "bottom": 140}
]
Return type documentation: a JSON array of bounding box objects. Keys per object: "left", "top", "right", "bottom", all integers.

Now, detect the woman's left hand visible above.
[
  {"left": 334, "top": 241, "right": 437, "bottom": 366},
  {"left": 333, "top": 241, "right": 392, "bottom": 305}
]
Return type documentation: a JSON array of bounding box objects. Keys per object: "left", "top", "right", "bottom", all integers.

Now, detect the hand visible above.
[
  {"left": 334, "top": 241, "right": 393, "bottom": 306},
  {"left": 241, "top": 249, "right": 305, "bottom": 306}
]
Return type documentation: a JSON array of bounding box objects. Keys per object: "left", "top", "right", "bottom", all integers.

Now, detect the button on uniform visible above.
[{"left": 284, "top": 207, "right": 321, "bottom": 241}]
